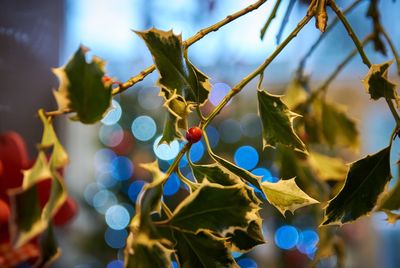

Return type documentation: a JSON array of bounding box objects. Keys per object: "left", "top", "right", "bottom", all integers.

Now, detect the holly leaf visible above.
[
  {"left": 168, "top": 181, "right": 260, "bottom": 234},
  {"left": 257, "top": 90, "right": 307, "bottom": 154},
  {"left": 377, "top": 161, "right": 400, "bottom": 211},
  {"left": 35, "top": 223, "right": 60, "bottom": 268},
  {"left": 191, "top": 163, "right": 242, "bottom": 186},
  {"left": 207, "top": 151, "right": 264, "bottom": 194},
  {"left": 362, "top": 61, "right": 398, "bottom": 102},
  {"left": 319, "top": 99, "right": 360, "bottom": 151},
  {"left": 125, "top": 232, "right": 173, "bottom": 268},
  {"left": 282, "top": 78, "right": 309, "bottom": 110},
  {"left": 135, "top": 28, "right": 211, "bottom": 106},
  {"left": 53, "top": 46, "right": 112, "bottom": 124},
  {"left": 322, "top": 146, "right": 392, "bottom": 225},
  {"left": 261, "top": 178, "right": 319, "bottom": 215},
  {"left": 9, "top": 111, "right": 68, "bottom": 248},
  {"left": 308, "top": 151, "right": 348, "bottom": 181},
  {"left": 226, "top": 218, "right": 265, "bottom": 252},
  {"left": 172, "top": 230, "right": 238, "bottom": 268},
  {"left": 159, "top": 112, "right": 184, "bottom": 145}
]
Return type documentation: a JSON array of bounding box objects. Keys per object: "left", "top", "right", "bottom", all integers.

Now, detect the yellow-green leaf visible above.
[
  {"left": 308, "top": 151, "right": 348, "bottom": 181},
  {"left": 282, "top": 78, "right": 309, "bottom": 110},
  {"left": 261, "top": 178, "right": 319, "bottom": 215}
]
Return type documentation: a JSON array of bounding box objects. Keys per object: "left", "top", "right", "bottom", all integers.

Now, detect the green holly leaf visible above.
[
  {"left": 208, "top": 151, "right": 264, "bottom": 194},
  {"left": 35, "top": 224, "right": 60, "bottom": 268},
  {"left": 168, "top": 181, "right": 260, "bottom": 234},
  {"left": 282, "top": 78, "right": 309, "bottom": 110},
  {"left": 172, "top": 230, "right": 238, "bottom": 268},
  {"left": 191, "top": 163, "right": 242, "bottom": 186},
  {"left": 309, "top": 151, "right": 348, "bottom": 181},
  {"left": 136, "top": 28, "right": 211, "bottom": 106},
  {"left": 362, "top": 61, "right": 398, "bottom": 101},
  {"left": 125, "top": 232, "right": 173, "bottom": 268},
  {"left": 257, "top": 90, "right": 307, "bottom": 154},
  {"left": 9, "top": 111, "right": 68, "bottom": 248},
  {"left": 323, "top": 146, "right": 392, "bottom": 225},
  {"left": 226, "top": 218, "right": 265, "bottom": 252},
  {"left": 319, "top": 99, "right": 360, "bottom": 151},
  {"left": 261, "top": 178, "right": 319, "bottom": 215},
  {"left": 53, "top": 46, "right": 112, "bottom": 124},
  {"left": 159, "top": 112, "right": 184, "bottom": 145}
]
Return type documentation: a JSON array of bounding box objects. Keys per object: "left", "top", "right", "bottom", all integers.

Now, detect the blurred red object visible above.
[{"left": 0, "top": 131, "right": 77, "bottom": 267}]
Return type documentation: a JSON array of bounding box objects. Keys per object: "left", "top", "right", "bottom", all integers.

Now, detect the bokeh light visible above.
[
  {"left": 101, "top": 99, "right": 122, "bottom": 126},
  {"left": 219, "top": 119, "right": 241, "bottom": 144},
  {"left": 105, "top": 205, "right": 130, "bottom": 230},
  {"left": 251, "top": 167, "right": 279, "bottom": 183},
  {"left": 275, "top": 225, "right": 299, "bottom": 250},
  {"left": 240, "top": 113, "right": 262, "bottom": 138},
  {"left": 106, "top": 260, "right": 123, "bottom": 268},
  {"left": 84, "top": 183, "right": 101, "bottom": 206},
  {"left": 92, "top": 189, "right": 118, "bottom": 214},
  {"left": 206, "top": 125, "right": 220, "bottom": 148},
  {"left": 164, "top": 173, "right": 181, "bottom": 196},
  {"left": 104, "top": 228, "right": 128, "bottom": 249},
  {"left": 189, "top": 141, "right": 204, "bottom": 162},
  {"left": 237, "top": 257, "right": 258, "bottom": 268},
  {"left": 94, "top": 148, "right": 116, "bottom": 173},
  {"left": 128, "top": 180, "right": 147, "bottom": 203},
  {"left": 96, "top": 172, "right": 117, "bottom": 188},
  {"left": 131, "top": 115, "right": 157, "bottom": 142},
  {"left": 99, "top": 124, "right": 124, "bottom": 147},
  {"left": 153, "top": 136, "right": 180, "bottom": 161},
  {"left": 234, "top": 146, "right": 259, "bottom": 170},
  {"left": 232, "top": 251, "right": 243, "bottom": 259},
  {"left": 110, "top": 156, "right": 134, "bottom": 181},
  {"left": 138, "top": 87, "right": 163, "bottom": 110},
  {"left": 297, "top": 229, "right": 319, "bottom": 255},
  {"left": 210, "top": 82, "right": 231, "bottom": 106}
]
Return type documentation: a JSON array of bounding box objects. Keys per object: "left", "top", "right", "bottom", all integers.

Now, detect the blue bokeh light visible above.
[
  {"left": 234, "top": 146, "right": 259, "bottom": 170},
  {"left": 275, "top": 225, "right": 299, "bottom": 250},
  {"left": 104, "top": 228, "right": 128, "bottom": 249},
  {"left": 110, "top": 156, "right": 134, "bottom": 181},
  {"left": 297, "top": 229, "right": 319, "bottom": 255},
  {"left": 164, "top": 173, "right": 181, "bottom": 196},
  {"left": 206, "top": 125, "right": 220, "bottom": 148},
  {"left": 96, "top": 172, "right": 117, "bottom": 188},
  {"left": 131, "top": 115, "right": 157, "bottom": 141},
  {"left": 105, "top": 205, "right": 130, "bottom": 230},
  {"left": 84, "top": 183, "right": 101, "bottom": 206},
  {"left": 92, "top": 189, "right": 117, "bottom": 214},
  {"left": 128, "top": 180, "right": 147, "bottom": 203},
  {"left": 251, "top": 168, "right": 279, "bottom": 183},
  {"left": 189, "top": 141, "right": 204, "bottom": 162},
  {"left": 94, "top": 148, "right": 116, "bottom": 173},
  {"left": 219, "top": 119, "right": 241, "bottom": 144},
  {"left": 99, "top": 123, "right": 124, "bottom": 147},
  {"left": 237, "top": 257, "right": 258, "bottom": 268},
  {"left": 210, "top": 83, "right": 231, "bottom": 106},
  {"left": 153, "top": 136, "right": 180, "bottom": 161},
  {"left": 101, "top": 99, "right": 122, "bottom": 126},
  {"left": 232, "top": 251, "right": 243, "bottom": 259},
  {"left": 106, "top": 260, "right": 124, "bottom": 268}
]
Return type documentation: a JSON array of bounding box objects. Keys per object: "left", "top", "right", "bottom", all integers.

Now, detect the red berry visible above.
[
  {"left": 102, "top": 75, "right": 112, "bottom": 83},
  {"left": 186, "top": 127, "right": 202, "bottom": 144},
  {"left": 0, "top": 199, "right": 10, "bottom": 224}
]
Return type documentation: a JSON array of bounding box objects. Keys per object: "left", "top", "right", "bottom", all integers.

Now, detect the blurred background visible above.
[{"left": 1, "top": 0, "right": 400, "bottom": 267}]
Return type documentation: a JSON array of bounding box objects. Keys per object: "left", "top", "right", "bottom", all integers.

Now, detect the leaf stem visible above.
[
  {"left": 297, "top": 0, "right": 365, "bottom": 79},
  {"left": 379, "top": 25, "right": 400, "bottom": 76},
  {"left": 111, "top": 0, "right": 267, "bottom": 96},
  {"left": 260, "top": 0, "right": 282, "bottom": 40},
  {"left": 165, "top": 143, "right": 191, "bottom": 177},
  {"left": 202, "top": 13, "right": 313, "bottom": 128},
  {"left": 328, "top": 0, "right": 372, "bottom": 68},
  {"left": 300, "top": 35, "right": 373, "bottom": 107},
  {"left": 328, "top": 0, "right": 400, "bottom": 128}
]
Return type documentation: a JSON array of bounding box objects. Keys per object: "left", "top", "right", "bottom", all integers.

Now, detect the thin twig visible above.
[
  {"left": 276, "top": 0, "right": 296, "bottom": 44},
  {"left": 202, "top": 13, "right": 313, "bottom": 128},
  {"left": 328, "top": 0, "right": 400, "bottom": 127},
  {"left": 379, "top": 25, "right": 400, "bottom": 76},
  {"left": 296, "top": 0, "right": 365, "bottom": 79},
  {"left": 260, "top": 0, "right": 282, "bottom": 40},
  {"left": 296, "top": 35, "right": 373, "bottom": 110},
  {"left": 111, "top": 0, "right": 267, "bottom": 95}
]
